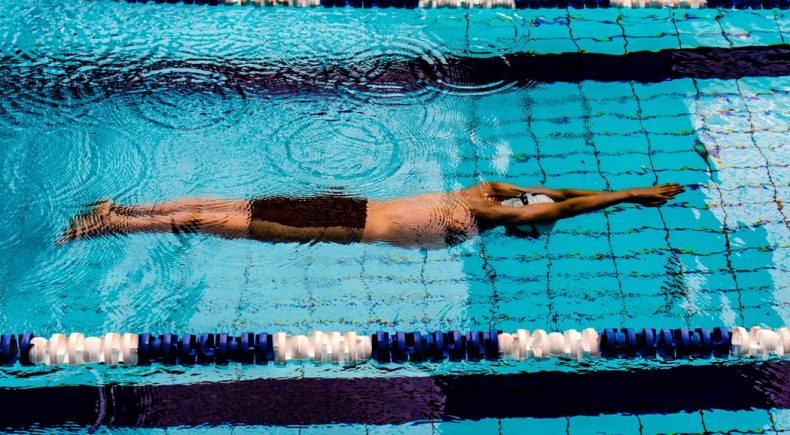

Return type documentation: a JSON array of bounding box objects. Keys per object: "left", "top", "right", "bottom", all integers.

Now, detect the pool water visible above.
[{"left": 0, "top": 0, "right": 788, "bottom": 433}]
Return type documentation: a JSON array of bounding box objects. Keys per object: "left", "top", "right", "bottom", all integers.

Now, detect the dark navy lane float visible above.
[
  {"left": 0, "top": 326, "right": 787, "bottom": 366},
  {"left": 3, "top": 45, "right": 789, "bottom": 96}
]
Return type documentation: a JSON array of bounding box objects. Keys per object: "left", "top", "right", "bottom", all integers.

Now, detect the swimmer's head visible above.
[{"left": 500, "top": 193, "right": 556, "bottom": 238}]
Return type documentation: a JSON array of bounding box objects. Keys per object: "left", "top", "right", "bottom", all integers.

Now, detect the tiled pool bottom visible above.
[
  {"left": 7, "top": 76, "right": 784, "bottom": 336},
  {"left": 457, "top": 76, "right": 789, "bottom": 333},
  {"left": 0, "top": 2, "right": 787, "bottom": 338}
]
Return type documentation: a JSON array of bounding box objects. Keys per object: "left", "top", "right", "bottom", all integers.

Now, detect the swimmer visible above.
[{"left": 59, "top": 182, "right": 684, "bottom": 248}]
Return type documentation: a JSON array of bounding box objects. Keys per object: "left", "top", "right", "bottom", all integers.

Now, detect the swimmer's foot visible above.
[
  {"left": 629, "top": 183, "right": 685, "bottom": 207},
  {"left": 83, "top": 199, "right": 138, "bottom": 216},
  {"left": 57, "top": 200, "right": 117, "bottom": 244}
]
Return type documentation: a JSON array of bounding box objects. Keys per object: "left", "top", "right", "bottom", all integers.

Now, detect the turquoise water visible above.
[{"left": 0, "top": 0, "right": 788, "bottom": 432}]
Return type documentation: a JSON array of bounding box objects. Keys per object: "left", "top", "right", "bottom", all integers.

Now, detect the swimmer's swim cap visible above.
[{"left": 501, "top": 193, "right": 556, "bottom": 237}]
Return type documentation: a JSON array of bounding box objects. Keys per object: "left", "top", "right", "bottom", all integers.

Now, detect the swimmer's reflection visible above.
[{"left": 59, "top": 182, "right": 684, "bottom": 249}]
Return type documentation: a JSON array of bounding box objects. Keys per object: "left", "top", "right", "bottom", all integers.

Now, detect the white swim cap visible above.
[{"left": 501, "top": 193, "right": 556, "bottom": 236}]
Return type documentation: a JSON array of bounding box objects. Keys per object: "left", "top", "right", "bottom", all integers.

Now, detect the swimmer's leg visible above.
[
  {"left": 110, "top": 198, "right": 249, "bottom": 216},
  {"left": 112, "top": 210, "right": 250, "bottom": 238},
  {"left": 60, "top": 199, "right": 251, "bottom": 243}
]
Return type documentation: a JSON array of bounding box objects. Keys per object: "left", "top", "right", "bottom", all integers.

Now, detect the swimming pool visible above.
[{"left": 0, "top": 0, "right": 788, "bottom": 432}]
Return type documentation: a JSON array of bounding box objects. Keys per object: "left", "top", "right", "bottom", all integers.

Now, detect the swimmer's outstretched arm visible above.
[
  {"left": 525, "top": 187, "right": 608, "bottom": 201},
  {"left": 484, "top": 184, "right": 685, "bottom": 226},
  {"left": 481, "top": 181, "right": 609, "bottom": 202}
]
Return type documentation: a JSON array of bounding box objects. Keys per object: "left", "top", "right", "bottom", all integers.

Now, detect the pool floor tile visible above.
[
  {"left": 568, "top": 414, "right": 642, "bottom": 435},
  {"left": 640, "top": 411, "right": 705, "bottom": 435},
  {"left": 502, "top": 416, "right": 569, "bottom": 434},
  {"left": 434, "top": 418, "right": 500, "bottom": 434},
  {"left": 702, "top": 409, "right": 775, "bottom": 434}
]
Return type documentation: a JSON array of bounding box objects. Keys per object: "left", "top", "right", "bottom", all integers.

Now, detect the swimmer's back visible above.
[{"left": 363, "top": 190, "right": 485, "bottom": 248}]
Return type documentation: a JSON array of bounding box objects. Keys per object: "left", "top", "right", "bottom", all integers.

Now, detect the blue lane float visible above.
[{"left": 1, "top": 326, "right": 787, "bottom": 367}]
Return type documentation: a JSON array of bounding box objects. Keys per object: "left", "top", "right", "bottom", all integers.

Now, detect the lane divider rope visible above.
[
  {"left": 116, "top": 0, "right": 789, "bottom": 9},
  {"left": 0, "top": 326, "right": 788, "bottom": 366}
]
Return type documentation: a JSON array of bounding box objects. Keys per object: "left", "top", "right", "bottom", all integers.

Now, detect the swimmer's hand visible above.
[{"left": 626, "top": 183, "right": 685, "bottom": 207}]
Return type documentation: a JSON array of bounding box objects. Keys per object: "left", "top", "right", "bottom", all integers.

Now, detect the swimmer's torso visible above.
[
  {"left": 363, "top": 187, "right": 497, "bottom": 248},
  {"left": 246, "top": 185, "right": 500, "bottom": 247}
]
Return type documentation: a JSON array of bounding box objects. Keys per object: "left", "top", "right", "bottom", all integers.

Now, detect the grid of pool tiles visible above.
[
  {"left": 7, "top": 5, "right": 778, "bottom": 337},
  {"left": 6, "top": 78, "right": 786, "bottom": 338},
  {"left": 459, "top": 76, "right": 788, "bottom": 331},
  {"left": 181, "top": 76, "right": 788, "bottom": 336}
]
